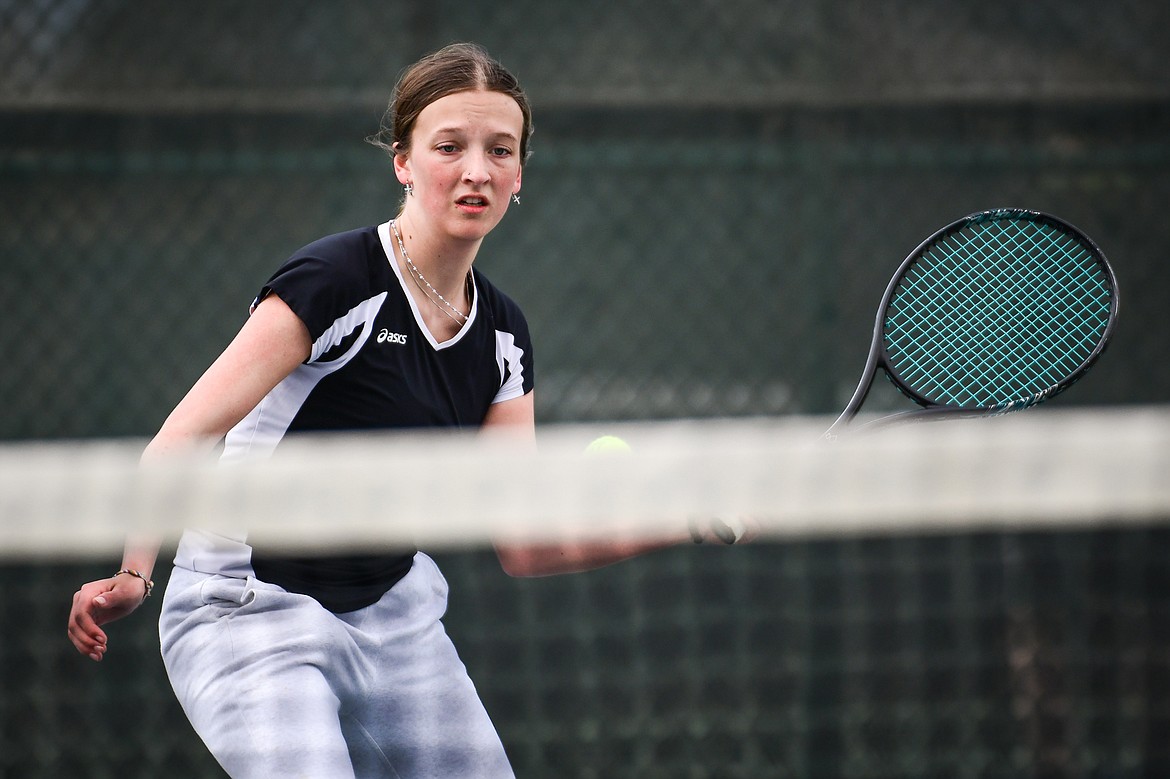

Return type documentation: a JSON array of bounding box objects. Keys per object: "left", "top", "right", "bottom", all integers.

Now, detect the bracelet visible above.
[{"left": 114, "top": 568, "right": 154, "bottom": 601}]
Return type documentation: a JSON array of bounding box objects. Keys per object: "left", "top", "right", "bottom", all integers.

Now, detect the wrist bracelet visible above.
[{"left": 114, "top": 569, "right": 154, "bottom": 601}]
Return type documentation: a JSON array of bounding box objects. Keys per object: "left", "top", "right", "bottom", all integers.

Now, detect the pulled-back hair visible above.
[{"left": 369, "top": 43, "right": 533, "bottom": 164}]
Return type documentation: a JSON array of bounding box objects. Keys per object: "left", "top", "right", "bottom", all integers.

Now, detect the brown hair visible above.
[{"left": 369, "top": 43, "right": 533, "bottom": 164}]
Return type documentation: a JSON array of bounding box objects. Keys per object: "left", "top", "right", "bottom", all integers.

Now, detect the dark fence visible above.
[{"left": 2, "top": 2, "right": 1168, "bottom": 776}]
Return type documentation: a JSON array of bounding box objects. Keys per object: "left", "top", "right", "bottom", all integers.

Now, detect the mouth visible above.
[{"left": 456, "top": 195, "right": 489, "bottom": 208}]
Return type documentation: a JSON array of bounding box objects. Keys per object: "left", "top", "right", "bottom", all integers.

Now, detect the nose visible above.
[{"left": 462, "top": 154, "right": 491, "bottom": 186}]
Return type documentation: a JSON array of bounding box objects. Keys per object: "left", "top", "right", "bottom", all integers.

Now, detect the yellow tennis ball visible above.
[{"left": 584, "top": 435, "right": 631, "bottom": 454}]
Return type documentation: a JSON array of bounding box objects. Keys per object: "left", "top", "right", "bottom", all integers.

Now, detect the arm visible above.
[
  {"left": 66, "top": 295, "right": 312, "bottom": 661},
  {"left": 494, "top": 533, "right": 690, "bottom": 578},
  {"left": 483, "top": 392, "right": 691, "bottom": 577}
]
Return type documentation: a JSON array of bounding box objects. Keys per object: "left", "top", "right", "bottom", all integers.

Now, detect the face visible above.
[{"left": 394, "top": 89, "right": 524, "bottom": 244}]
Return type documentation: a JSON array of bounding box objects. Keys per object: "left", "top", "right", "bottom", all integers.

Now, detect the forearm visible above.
[
  {"left": 132, "top": 424, "right": 218, "bottom": 579},
  {"left": 495, "top": 534, "right": 689, "bottom": 577},
  {"left": 119, "top": 533, "right": 163, "bottom": 582},
  {"left": 494, "top": 516, "right": 752, "bottom": 577}
]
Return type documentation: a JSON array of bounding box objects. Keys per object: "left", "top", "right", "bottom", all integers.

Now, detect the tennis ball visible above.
[{"left": 584, "top": 435, "right": 632, "bottom": 454}]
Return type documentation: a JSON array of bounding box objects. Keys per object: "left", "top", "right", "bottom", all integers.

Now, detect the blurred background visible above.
[{"left": 2, "top": 1, "right": 1168, "bottom": 776}]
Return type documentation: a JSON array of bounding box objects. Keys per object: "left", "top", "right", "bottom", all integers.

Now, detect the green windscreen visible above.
[{"left": 883, "top": 216, "right": 1114, "bottom": 408}]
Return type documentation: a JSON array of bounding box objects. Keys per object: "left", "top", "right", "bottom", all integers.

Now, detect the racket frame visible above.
[{"left": 825, "top": 208, "right": 1119, "bottom": 438}]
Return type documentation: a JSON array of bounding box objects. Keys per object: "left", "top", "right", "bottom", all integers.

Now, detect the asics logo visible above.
[{"left": 376, "top": 329, "right": 408, "bottom": 345}]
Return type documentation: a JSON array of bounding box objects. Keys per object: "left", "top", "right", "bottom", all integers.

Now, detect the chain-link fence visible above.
[
  {"left": 3, "top": 1, "right": 1169, "bottom": 777},
  {"left": 3, "top": 0, "right": 1169, "bottom": 438}
]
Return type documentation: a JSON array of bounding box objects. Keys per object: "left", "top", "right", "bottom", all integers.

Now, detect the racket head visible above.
[{"left": 877, "top": 208, "right": 1118, "bottom": 414}]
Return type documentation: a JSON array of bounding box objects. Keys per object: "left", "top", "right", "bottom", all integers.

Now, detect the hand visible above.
[
  {"left": 689, "top": 516, "right": 758, "bottom": 545},
  {"left": 67, "top": 575, "right": 148, "bottom": 662}
]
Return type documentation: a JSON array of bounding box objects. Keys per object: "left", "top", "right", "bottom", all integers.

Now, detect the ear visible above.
[
  {"left": 512, "top": 164, "right": 523, "bottom": 196},
  {"left": 393, "top": 150, "right": 412, "bottom": 187}
]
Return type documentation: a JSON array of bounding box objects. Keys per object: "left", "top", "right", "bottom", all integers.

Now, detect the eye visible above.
[
  {"left": 490, "top": 146, "right": 513, "bottom": 157},
  {"left": 436, "top": 143, "right": 459, "bottom": 154}
]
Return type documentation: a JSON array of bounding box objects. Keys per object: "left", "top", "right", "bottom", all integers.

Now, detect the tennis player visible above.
[{"left": 65, "top": 43, "right": 730, "bottom": 778}]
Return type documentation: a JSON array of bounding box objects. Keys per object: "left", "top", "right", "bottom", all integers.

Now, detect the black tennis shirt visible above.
[{"left": 205, "top": 222, "right": 534, "bottom": 612}]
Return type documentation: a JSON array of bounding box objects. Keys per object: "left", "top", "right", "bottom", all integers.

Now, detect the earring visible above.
[
  {"left": 404, "top": 183, "right": 414, "bottom": 197},
  {"left": 512, "top": 193, "right": 521, "bottom": 205}
]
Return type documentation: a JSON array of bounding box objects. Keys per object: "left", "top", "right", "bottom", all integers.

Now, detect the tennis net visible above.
[
  {"left": 3, "top": 406, "right": 1169, "bottom": 777},
  {"left": 3, "top": 406, "right": 1167, "bottom": 557}
]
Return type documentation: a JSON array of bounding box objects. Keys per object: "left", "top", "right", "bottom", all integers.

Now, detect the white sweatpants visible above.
[{"left": 159, "top": 552, "right": 514, "bottom": 779}]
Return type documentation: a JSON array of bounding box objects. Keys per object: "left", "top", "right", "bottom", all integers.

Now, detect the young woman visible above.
[{"left": 65, "top": 43, "right": 714, "bottom": 778}]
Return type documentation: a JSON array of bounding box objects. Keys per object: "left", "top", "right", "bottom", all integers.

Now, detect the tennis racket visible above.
[{"left": 825, "top": 208, "right": 1118, "bottom": 438}]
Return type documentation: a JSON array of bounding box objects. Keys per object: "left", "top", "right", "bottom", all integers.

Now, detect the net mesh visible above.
[
  {"left": 5, "top": 409, "right": 1170, "bottom": 777},
  {"left": 884, "top": 215, "right": 1114, "bottom": 408}
]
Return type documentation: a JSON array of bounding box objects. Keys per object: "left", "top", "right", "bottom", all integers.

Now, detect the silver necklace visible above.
[{"left": 390, "top": 220, "right": 470, "bottom": 325}]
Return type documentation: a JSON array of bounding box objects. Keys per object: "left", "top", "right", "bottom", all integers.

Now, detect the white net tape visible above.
[{"left": 3, "top": 406, "right": 1167, "bottom": 559}]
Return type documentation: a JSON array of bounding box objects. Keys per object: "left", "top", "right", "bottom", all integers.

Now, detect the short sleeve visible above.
[
  {"left": 494, "top": 324, "right": 534, "bottom": 403},
  {"left": 484, "top": 285, "right": 535, "bottom": 403},
  {"left": 254, "top": 234, "right": 372, "bottom": 343}
]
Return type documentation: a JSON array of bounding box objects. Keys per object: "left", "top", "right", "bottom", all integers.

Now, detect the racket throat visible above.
[{"left": 824, "top": 350, "right": 882, "bottom": 439}]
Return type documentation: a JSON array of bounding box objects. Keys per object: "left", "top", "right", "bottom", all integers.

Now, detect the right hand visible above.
[
  {"left": 689, "top": 515, "right": 757, "bottom": 545},
  {"left": 67, "top": 574, "right": 148, "bottom": 662}
]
